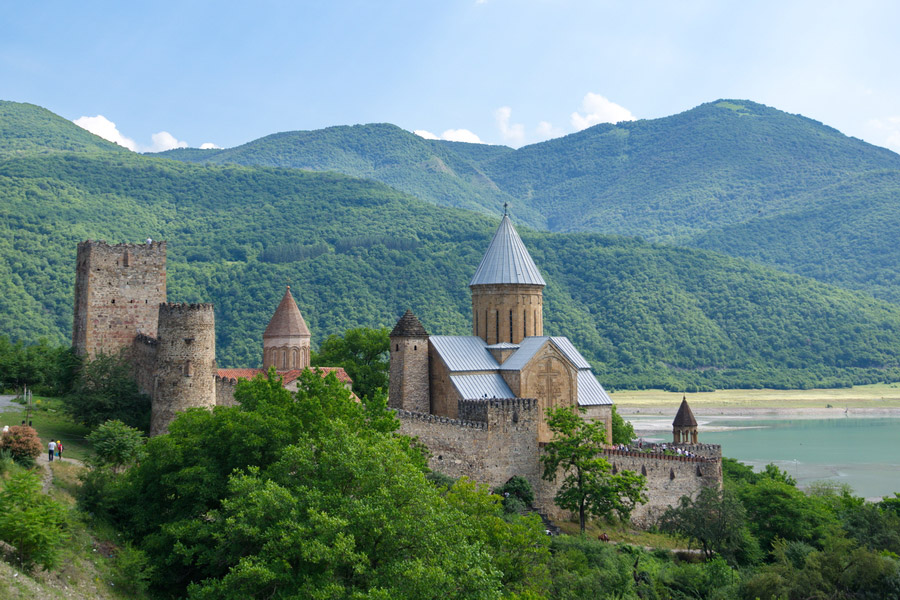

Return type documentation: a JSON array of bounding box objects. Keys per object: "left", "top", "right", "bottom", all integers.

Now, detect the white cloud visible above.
[
  {"left": 535, "top": 120, "right": 564, "bottom": 141},
  {"left": 440, "top": 128, "right": 483, "bottom": 143},
  {"left": 570, "top": 93, "right": 636, "bottom": 131},
  {"left": 866, "top": 116, "right": 900, "bottom": 153},
  {"left": 148, "top": 131, "right": 188, "bottom": 152},
  {"left": 73, "top": 114, "right": 191, "bottom": 152},
  {"left": 199, "top": 142, "right": 222, "bottom": 150},
  {"left": 413, "top": 128, "right": 483, "bottom": 144},
  {"left": 413, "top": 129, "right": 440, "bottom": 140},
  {"left": 495, "top": 106, "right": 525, "bottom": 147},
  {"left": 73, "top": 115, "right": 139, "bottom": 151}
]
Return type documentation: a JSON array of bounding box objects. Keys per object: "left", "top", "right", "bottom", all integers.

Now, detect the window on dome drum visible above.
[
  {"left": 524, "top": 310, "right": 527, "bottom": 338},
  {"left": 509, "top": 310, "right": 513, "bottom": 343},
  {"left": 495, "top": 310, "right": 499, "bottom": 343},
  {"left": 475, "top": 311, "right": 478, "bottom": 336}
]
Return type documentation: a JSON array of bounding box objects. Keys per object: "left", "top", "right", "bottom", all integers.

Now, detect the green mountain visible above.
[
  {"left": 155, "top": 123, "right": 541, "bottom": 226},
  {"left": 5, "top": 100, "right": 900, "bottom": 390},
  {"left": 0, "top": 101, "right": 128, "bottom": 156},
  {"left": 154, "top": 99, "right": 900, "bottom": 304}
]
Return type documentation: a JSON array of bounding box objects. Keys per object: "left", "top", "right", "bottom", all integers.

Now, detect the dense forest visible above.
[
  {"left": 153, "top": 99, "right": 900, "bottom": 304},
  {"left": 4, "top": 101, "right": 900, "bottom": 390}
]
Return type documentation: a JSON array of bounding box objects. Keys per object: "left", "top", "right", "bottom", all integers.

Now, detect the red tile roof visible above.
[{"left": 216, "top": 366, "right": 352, "bottom": 385}]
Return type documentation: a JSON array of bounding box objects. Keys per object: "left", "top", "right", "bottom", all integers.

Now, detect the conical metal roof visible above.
[
  {"left": 673, "top": 397, "right": 698, "bottom": 428},
  {"left": 469, "top": 214, "right": 546, "bottom": 286},
  {"left": 263, "top": 287, "right": 310, "bottom": 338}
]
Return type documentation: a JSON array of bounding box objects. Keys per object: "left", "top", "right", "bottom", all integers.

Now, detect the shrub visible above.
[
  {"left": 0, "top": 425, "right": 42, "bottom": 467},
  {"left": 0, "top": 470, "right": 68, "bottom": 570}
]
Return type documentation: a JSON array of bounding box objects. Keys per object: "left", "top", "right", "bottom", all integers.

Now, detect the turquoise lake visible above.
[{"left": 627, "top": 415, "right": 900, "bottom": 500}]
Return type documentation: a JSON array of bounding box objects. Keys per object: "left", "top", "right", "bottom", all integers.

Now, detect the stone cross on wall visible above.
[{"left": 537, "top": 358, "right": 563, "bottom": 402}]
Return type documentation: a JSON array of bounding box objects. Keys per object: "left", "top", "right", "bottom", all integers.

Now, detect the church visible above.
[{"left": 389, "top": 210, "right": 613, "bottom": 443}]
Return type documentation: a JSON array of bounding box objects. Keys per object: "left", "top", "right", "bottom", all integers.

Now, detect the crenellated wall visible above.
[
  {"left": 602, "top": 448, "right": 722, "bottom": 526},
  {"left": 397, "top": 397, "right": 543, "bottom": 494}
]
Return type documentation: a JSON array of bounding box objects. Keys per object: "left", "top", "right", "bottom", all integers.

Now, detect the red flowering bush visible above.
[{"left": 0, "top": 425, "right": 42, "bottom": 466}]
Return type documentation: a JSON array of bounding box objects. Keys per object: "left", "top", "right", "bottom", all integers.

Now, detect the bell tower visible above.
[
  {"left": 262, "top": 286, "right": 311, "bottom": 370},
  {"left": 469, "top": 207, "right": 546, "bottom": 345}
]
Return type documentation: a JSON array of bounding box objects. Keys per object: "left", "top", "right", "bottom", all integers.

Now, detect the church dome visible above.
[{"left": 263, "top": 287, "right": 310, "bottom": 339}]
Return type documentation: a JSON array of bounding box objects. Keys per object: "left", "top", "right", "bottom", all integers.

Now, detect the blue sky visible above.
[{"left": 3, "top": 0, "right": 900, "bottom": 152}]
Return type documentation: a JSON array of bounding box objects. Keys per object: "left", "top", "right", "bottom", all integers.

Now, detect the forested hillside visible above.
[
  {"left": 154, "top": 99, "right": 900, "bottom": 304},
  {"left": 5, "top": 100, "right": 900, "bottom": 390}
]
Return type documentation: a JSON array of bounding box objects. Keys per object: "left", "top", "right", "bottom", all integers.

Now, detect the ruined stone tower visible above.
[
  {"left": 72, "top": 240, "right": 167, "bottom": 357},
  {"left": 150, "top": 303, "right": 216, "bottom": 436},
  {"left": 673, "top": 397, "right": 699, "bottom": 444},
  {"left": 389, "top": 310, "right": 430, "bottom": 413},
  {"left": 262, "top": 286, "right": 311, "bottom": 371},
  {"left": 469, "top": 212, "right": 545, "bottom": 345}
]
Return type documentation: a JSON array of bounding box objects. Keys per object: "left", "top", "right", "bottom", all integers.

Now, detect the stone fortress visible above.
[
  {"left": 71, "top": 240, "right": 350, "bottom": 436},
  {"left": 389, "top": 212, "right": 722, "bottom": 523},
  {"left": 72, "top": 212, "right": 721, "bottom": 525}
]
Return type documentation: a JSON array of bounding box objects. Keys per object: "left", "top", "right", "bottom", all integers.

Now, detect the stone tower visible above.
[
  {"left": 389, "top": 310, "right": 430, "bottom": 413},
  {"left": 262, "top": 286, "right": 311, "bottom": 371},
  {"left": 470, "top": 211, "right": 545, "bottom": 345},
  {"left": 150, "top": 303, "right": 216, "bottom": 436},
  {"left": 72, "top": 240, "right": 167, "bottom": 357},
  {"left": 673, "top": 396, "right": 699, "bottom": 444}
]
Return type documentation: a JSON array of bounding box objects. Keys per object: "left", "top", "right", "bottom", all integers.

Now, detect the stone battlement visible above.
[
  {"left": 78, "top": 239, "right": 167, "bottom": 251},
  {"left": 395, "top": 409, "right": 487, "bottom": 430},
  {"left": 159, "top": 302, "right": 215, "bottom": 314},
  {"left": 602, "top": 449, "right": 718, "bottom": 464}
]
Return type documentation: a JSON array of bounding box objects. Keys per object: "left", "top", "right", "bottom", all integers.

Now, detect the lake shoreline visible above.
[{"left": 616, "top": 406, "right": 900, "bottom": 418}]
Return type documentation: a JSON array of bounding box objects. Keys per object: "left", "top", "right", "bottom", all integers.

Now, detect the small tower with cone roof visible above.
[
  {"left": 673, "top": 396, "right": 699, "bottom": 444},
  {"left": 389, "top": 309, "right": 430, "bottom": 413},
  {"left": 262, "top": 286, "right": 311, "bottom": 371},
  {"left": 470, "top": 206, "right": 546, "bottom": 345}
]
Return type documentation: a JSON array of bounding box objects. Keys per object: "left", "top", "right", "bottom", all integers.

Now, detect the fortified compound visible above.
[
  {"left": 72, "top": 240, "right": 350, "bottom": 436},
  {"left": 389, "top": 213, "right": 722, "bottom": 524}
]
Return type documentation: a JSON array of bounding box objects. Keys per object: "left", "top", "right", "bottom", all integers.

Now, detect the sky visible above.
[{"left": 3, "top": 0, "right": 900, "bottom": 153}]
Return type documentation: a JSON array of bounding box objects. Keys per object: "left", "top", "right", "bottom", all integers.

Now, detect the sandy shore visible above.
[{"left": 616, "top": 405, "right": 900, "bottom": 418}]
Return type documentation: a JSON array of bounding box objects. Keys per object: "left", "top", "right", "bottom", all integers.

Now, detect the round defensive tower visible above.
[
  {"left": 470, "top": 211, "right": 546, "bottom": 345},
  {"left": 262, "top": 286, "right": 311, "bottom": 371},
  {"left": 150, "top": 303, "right": 216, "bottom": 436}
]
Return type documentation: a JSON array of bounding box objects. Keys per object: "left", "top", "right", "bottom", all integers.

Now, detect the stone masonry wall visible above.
[
  {"left": 397, "top": 397, "right": 542, "bottom": 494},
  {"left": 150, "top": 303, "right": 217, "bottom": 436},
  {"left": 73, "top": 240, "right": 167, "bottom": 358},
  {"left": 471, "top": 284, "right": 543, "bottom": 345},
  {"left": 215, "top": 376, "right": 238, "bottom": 407},
  {"left": 603, "top": 448, "right": 722, "bottom": 526},
  {"left": 388, "top": 336, "right": 430, "bottom": 413},
  {"left": 130, "top": 334, "right": 158, "bottom": 397}
]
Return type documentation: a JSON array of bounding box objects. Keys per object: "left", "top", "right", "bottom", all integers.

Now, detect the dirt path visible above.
[{"left": 36, "top": 452, "right": 84, "bottom": 493}]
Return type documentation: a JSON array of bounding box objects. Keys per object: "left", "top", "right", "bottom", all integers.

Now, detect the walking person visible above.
[
  {"left": 57, "top": 440, "right": 63, "bottom": 460},
  {"left": 48, "top": 439, "right": 56, "bottom": 462}
]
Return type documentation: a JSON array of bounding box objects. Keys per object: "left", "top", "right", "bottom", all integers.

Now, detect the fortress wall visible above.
[
  {"left": 216, "top": 377, "right": 238, "bottom": 407},
  {"left": 150, "top": 303, "right": 217, "bottom": 436},
  {"left": 73, "top": 241, "right": 167, "bottom": 357},
  {"left": 397, "top": 397, "right": 542, "bottom": 492},
  {"left": 603, "top": 449, "right": 722, "bottom": 526},
  {"left": 130, "top": 334, "right": 158, "bottom": 397}
]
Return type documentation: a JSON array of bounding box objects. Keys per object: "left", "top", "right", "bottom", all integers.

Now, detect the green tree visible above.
[
  {"left": 0, "top": 470, "right": 68, "bottom": 570},
  {"left": 86, "top": 419, "right": 146, "bottom": 473},
  {"left": 610, "top": 405, "right": 636, "bottom": 445},
  {"left": 659, "top": 486, "right": 759, "bottom": 564},
  {"left": 540, "top": 406, "right": 646, "bottom": 533},
  {"left": 63, "top": 352, "right": 151, "bottom": 430},
  {"left": 311, "top": 326, "right": 390, "bottom": 400}
]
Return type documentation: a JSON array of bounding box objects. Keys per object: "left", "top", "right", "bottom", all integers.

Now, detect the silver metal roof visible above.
[
  {"left": 550, "top": 336, "right": 592, "bottom": 370},
  {"left": 498, "top": 336, "right": 548, "bottom": 371},
  {"left": 486, "top": 342, "right": 520, "bottom": 349},
  {"left": 430, "top": 336, "right": 500, "bottom": 372},
  {"left": 450, "top": 374, "right": 515, "bottom": 400},
  {"left": 577, "top": 370, "right": 614, "bottom": 406},
  {"left": 469, "top": 215, "right": 546, "bottom": 286}
]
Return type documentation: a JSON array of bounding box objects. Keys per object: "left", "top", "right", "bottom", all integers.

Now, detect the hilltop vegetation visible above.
[
  {"left": 4, "top": 100, "right": 900, "bottom": 389},
  {"left": 154, "top": 99, "right": 900, "bottom": 303}
]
